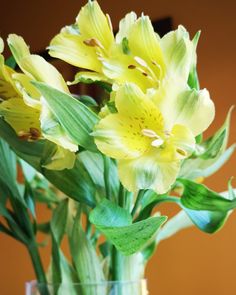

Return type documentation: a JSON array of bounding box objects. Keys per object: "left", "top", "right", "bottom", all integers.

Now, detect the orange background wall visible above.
[{"left": 0, "top": 0, "right": 236, "bottom": 294}]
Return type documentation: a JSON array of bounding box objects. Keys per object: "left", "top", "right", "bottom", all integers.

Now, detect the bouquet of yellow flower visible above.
[{"left": 0, "top": 1, "right": 235, "bottom": 294}]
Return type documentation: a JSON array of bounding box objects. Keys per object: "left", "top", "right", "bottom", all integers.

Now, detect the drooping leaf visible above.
[
  {"left": 32, "top": 82, "right": 99, "bottom": 151},
  {"left": 179, "top": 178, "right": 236, "bottom": 211},
  {"left": 89, "top": 199, "right": 167, "bottom": 255}
]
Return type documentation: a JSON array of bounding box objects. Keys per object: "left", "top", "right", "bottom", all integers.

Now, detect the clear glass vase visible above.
[{"left": 25, "top": 280, "right": 148, "bottom": 295}]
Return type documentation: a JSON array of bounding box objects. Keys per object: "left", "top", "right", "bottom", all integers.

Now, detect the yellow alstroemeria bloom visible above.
[
  {"left": 92, "top": 83, "right": 215, "bottom": 194},
  {"left": 0, "top": 36, "right": 77, "bottom": 170},
  {"left": 49, "top": 0, "right": 114, "bottom": 84},
  {"left": 102, "top": 16, "right": 197, "bottom": 92},
  {"left": 48, "top": 1, "right": 197, "bottom": 93}
]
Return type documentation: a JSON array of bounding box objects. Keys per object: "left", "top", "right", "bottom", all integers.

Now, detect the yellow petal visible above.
[
  {"left": 12, "top": 73, "right": 41, "bottom": 109},
  {"left": 152, "top": 78, "right": 215, "bottom": 136},
  {"left": 116, "top": 12, "right": 137, "bottom": 43},
  {"left": 93, "top": 83, "right": 164, "bottom": 159},
  {"left": 42, "top": 146, "right": 76, "bottom": 170},
  {"left": 93, "top": 113, "right": 150, "bottom": 159},
  {"left": 128, "top": 15, "right": 165, "bottom": 79},
  {"left": 160, "top": 25, "right": 195, "bottom": 81},
  {"left": 76, "top": 0, "right": 114, "bottom": 50},
  {"left": 7, "top": 34, "right": 69, "bottom": 92},
  {"left": 118, "top": 150, "right": 180, "bottom": 194},
  {"left": 115, "top": 83, "right": 164, "bottom": 132},
  {"left": 68, "top": 71, "right": 108, "bottom": 85},
  {"left": 49, "top": 32, "right": 102, "bottom": 72},
  {"left": 102, "top": 45, "right": 154, "bottom": 92},
  {"left": 170, "top": 124, "right": 195, "bottom": 158},
  {"left": 0, "top": 97, "right": 40, "bottom": 134}
]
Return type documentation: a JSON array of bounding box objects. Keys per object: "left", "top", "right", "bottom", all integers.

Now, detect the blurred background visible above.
[{"left": 0, "top": 0, "right": 236, "bottom": 294}]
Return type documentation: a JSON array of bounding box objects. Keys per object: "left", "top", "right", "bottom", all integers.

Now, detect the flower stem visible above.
[{"left": 27, "top": 240, "right": 50, "bottom": 295}]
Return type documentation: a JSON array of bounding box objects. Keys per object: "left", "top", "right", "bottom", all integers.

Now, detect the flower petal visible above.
[
  {"left": 160, "top": 25, "right": 195, "bottom": 81},
  {"left": 102, "top": 45, "right": 154, "bottom": 92},
  {"left": 49, "top": 32, "right": 102, "bottom": 72},
  {"left": 152, "top": 78, "right": 215, "bottom": 136},
  {"left": 7, "top": 34, "right": 69, "bottom": 92},
  {"left": 170, "top": 124, "right": 195, "bottom": 158},
  {"left": 0, "top": 97, "right": 40, "bottom": 134},
  {"left": 93, "top": 113, "right": 150, "bottom": 159},
  {"left": 42, "top": 146, "right": 76, "bottom": 170},
  {"left": 118, "top": 150, "right": 181, "bottom": 194},
  {"left": 68, "top": 71, "right": 109, "bottom": 85},
  {"left": 116, "top": 12, "right": 137, "bottom": 43},
  {"left": 128, "top": 15, "right": 165, "bottom": 79},
  {"left": 76, "top": 0, "right": 114, "bottom": 50}
]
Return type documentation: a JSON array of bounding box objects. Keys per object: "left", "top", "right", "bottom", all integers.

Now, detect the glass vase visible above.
[{"left": 25, "top": 280, "right": 148, "bottom": 295}]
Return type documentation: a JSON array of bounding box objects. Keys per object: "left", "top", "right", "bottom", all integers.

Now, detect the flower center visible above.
[{"left": 141, "top": 128, "right": 164, "bottom": 147}]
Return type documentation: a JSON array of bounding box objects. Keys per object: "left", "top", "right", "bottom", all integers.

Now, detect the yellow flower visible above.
[
  {"left": 92, "top": 83, "right": 215, "bottom": 194},
  {"left": 49, "top": 1, "right": 197, "bottom": 93},
  {"left": 0, "top": 36, "right": 77, "bottom": 170},
  {"left": 49, "top": 0, "right": 114, "bottom": 84}
]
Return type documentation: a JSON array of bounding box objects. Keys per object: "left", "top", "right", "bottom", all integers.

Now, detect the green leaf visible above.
[
  {"left": 179, "top": 179, "right": 236, "bottom": 212},
  {"left": 5, "top": 55, "right": 16, "bottom": 69},
  {"left": 0, "top": 138, "right": 24, "bottom": 204},
  {"left": 69, "top": 209, "right": 105, "bottom": 295},
  {"left": 0, "top": 119, "right": 97, "bottom": 207},
  {"left": 181, "top": 206, "right": 228, "bottom": 234},
  {"left": 90, "top": 199, "right": 167, "bottom": 255},
  {"left": 78, "top": 151, "right": 119, "bottom": 200},
  {"left": 32, "top": 82, "right": 99, "bottom": 152},
  {"left": 50, "top": 199, "right": 69, "bottom": 288}
]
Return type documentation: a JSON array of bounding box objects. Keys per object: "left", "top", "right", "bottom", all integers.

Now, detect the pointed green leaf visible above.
[
  {"left": 90, "top": 199, "right": 167, "bottom": 255},
  {"left": 179, "top": 179, "right": 236, "bottom": 211},
  {"left": 32, "top": 82, "right": 99, "bottom": 151}
]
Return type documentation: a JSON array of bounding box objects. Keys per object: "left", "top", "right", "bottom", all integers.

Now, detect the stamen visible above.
[
  {"left": 83, "top": 38, "right": 104, "bottom": 49},
  {"left": 151, "top": 138, "right": 164, "bottom": 147},
  {"left": 134, "top": 56, "right": 148, "bottom": 68},
  {"left": 142, "top": 129, "right": 158, "bottom": 138},
  {"left": 128, "top": 65, "right": 136, "bottom": 69},
  {"left": 176, "top": 148, "right": 187, "bottom": 157}
]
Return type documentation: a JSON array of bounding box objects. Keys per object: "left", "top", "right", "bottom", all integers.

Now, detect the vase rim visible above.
[{"left": 26, "top": 279, "right": 147, "bottom": 287}]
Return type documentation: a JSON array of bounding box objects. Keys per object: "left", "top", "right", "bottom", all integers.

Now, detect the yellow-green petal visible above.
[
  {"left": 42, "top": 146, "right": 76, "bottom": 170},
  {"left": 93, "top": 113, "right": 150, "bottom": 159},
  {"left": 7, "top": 34, "right": 69, "bottom": 92},
  {"left": 160, "top": 25, "right": 195, "bottom": 81},
  {"left": 0, "top": 97, "right": 40, "bottom": 134},
  {"left": 116, "top": 12, "right": 137, "bottom": 43},
  {"left": 152, "top": 78, "right": 215, "bottom": 136},
  {"left": 170, "top": 124, "right": 195, "bottom": 158},
  {"left": 76, "top": 0, "right": 114, "bottom": 50},
  {"left": 49, "top": 32, "right": 102, "bottom": 72},
  {"left": 128, "top": 15, "right": 165, "bottom": 79},
  {"left": 68, "top": 71, "right": 108, "bottom": 85},
  {"left": 118, "top": 151, "right": 181, "bottom": 194},
  {"left": 102, "top": 45, "right": 154, "bottom": 92}
]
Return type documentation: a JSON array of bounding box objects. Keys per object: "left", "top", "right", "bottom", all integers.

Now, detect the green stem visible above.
[
  {"left": 103, "top": 155, "right": 111, "bottom": 200},
  {"left": 112, "top": 246, "right": 123, "bottom": 279},
  {"left": 131, "top": 190, "right": 145, "bottom": 218},
  {"left": 28, "top": 240, "right": 50, "bottom": 295}
]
